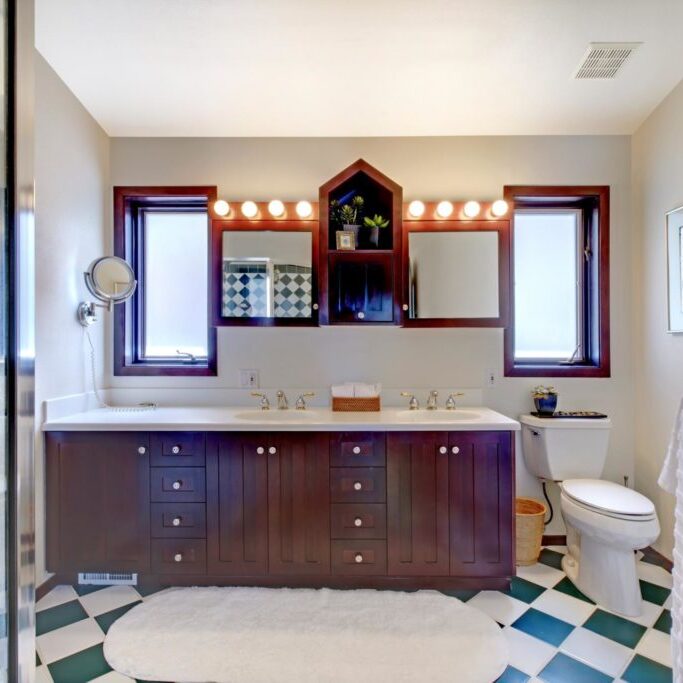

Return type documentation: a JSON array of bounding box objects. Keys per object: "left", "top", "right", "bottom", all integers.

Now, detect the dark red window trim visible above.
[
  {"left": 113, "top": 186, "right": 218, "bottom": 377},
  {"left": 503, "top": 185, "right": 610, "bottom": 378}
]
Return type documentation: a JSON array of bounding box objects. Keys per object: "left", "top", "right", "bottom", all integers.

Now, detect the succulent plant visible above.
[
  {"left": 363, "top": 214, "right": 390, "bottom": 229},
  {"left": 331, "top": 195, "right": 365, "bottom": 227},
  {"left": 532, "top": 385, "right": 557, "bottom": 398}
]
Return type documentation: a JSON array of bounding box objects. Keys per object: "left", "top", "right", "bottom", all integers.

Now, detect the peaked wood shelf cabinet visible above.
[{"left": 46, "top": 428, "right": 515, "bottom": 590}]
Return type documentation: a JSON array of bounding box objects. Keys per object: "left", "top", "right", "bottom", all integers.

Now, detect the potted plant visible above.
[
  {"left": 330, "top": 196, "right": 364, "bottom": 244},
  {"left": 532, "top": 385, "right": 558, "bottom": 415},
  {"left": 363, "top": 214, "right": 390, "bottom": 247}
]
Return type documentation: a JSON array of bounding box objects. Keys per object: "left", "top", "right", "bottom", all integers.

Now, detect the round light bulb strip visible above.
[
  {"left": 212, "top": 199, "right": 317, "bottom": 220},
  {"left": 405, "top": 199, "right": 510, "bottom": 219}
]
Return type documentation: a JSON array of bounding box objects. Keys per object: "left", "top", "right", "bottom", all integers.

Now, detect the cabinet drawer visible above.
[
  {"left": 330, "top": 433, "right": 386, "bottom": 467},
  {"left": 150, "top": 503, "right": 206, "bottom": 538},
  {"left": 151, "top": 467, "right": 206, "bottom": 503},
  {"left": 151, "top": 433, "right": 205, "bottom": 467},
  {"left": 331, "top": 540, "right": 387, "bottom": 575},
  {"left": 151, "top": 539, "right": 206, "bottom": 574},
  {"left": 331, "top": 504, "right": 386, "bottom": 539},
  {"left": 330, "top": 468, "right": 386, "bottom": 503}
]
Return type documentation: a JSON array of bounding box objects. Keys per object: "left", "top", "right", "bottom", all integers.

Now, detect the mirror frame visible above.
[
  {"left": 84, "top": 255, "right": 137, "bottom": 304},
  {"left": 210, "top": 215, "right": 320, "bottom": 327},
  {"left": 402, "top": 219, "right": 510, "bottom": 328}
]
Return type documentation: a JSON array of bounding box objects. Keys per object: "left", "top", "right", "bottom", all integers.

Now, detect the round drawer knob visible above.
[
  {"left": 354, "top": 517, "right": 363, "bottom": 527},
  {"left": 137, "top": 446, "right": 146, "bottom": 455},
  {"left": 172, "top": 517, "right": 182, "bottom": 527},
  {"left": 256, "top": 447, "right": 265, "bottom": 455},
  {"left": 171, "top": 445, "right": 181, "bottom": 454},
  {"left": 452, "top": 446, "right": 460, "bottom": 455},
  {"left": 402, "top": 304, "right": 409, "bottom": 311},
  {"left": 439, "top": 446, "right": 448, "bottom": 454},
  {"left": 174, "top": 553, "right": 183, "bottom": 563},
  {"left": 353, "top": 481, "right": 363, "bottom": 491},
  {"left": 357, "top": 311, "right": 365, "bottom": 320},
  {"left": 269, "top": 446, "right": 277, "bottom": 454},
  {"left": 352, "top": 446, "right": 361, "bottom": 454},
  {"left": 354, "top": 553, "right": 364, "bottom": 564},
  {"left": 172, "top": 481, "right": 182, "bottom": 490}
]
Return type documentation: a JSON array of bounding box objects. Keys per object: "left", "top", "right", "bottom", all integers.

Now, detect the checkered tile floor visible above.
[{"left": 35, "top": 546, "right": 674, "bottom": 683}]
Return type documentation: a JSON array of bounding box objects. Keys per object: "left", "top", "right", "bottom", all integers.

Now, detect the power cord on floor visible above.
[{"left": 542, "top": 480, "right": 554, "bottom": 527}]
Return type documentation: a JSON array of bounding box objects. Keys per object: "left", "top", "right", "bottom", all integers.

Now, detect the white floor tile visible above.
[
  {"left": 35, "top": 665, "right": 53, "bottom": 683},
  {"left": 635, "top": 628, "right": 672, "bottom": 667},
  {"left": 502, "top": 625, "right": 556, "bottom": 676},
  {"left": 516, "top": 563, "right": 565, "bottom": 589},
  {"left": 531, "top": 589, "right": 596, "bottom": 626},
  {"left": 78, "top": 585, "right": 141, "bottom": 617},
  {"left": 664, "top": 594, "right": 672, "bottom": 610},
  {"left": 467, "top": 590, "right": 530, "bottom": 626},
  {"left": 36, "top": 618, "right": 104, "bottom": 665},
  {"left": 90, "top": 672, "right": 136, "bottom": 682},
  {"left": 560, "top": 626, "right": 632, "bottom": 678},
  {"left": 603, "top": 600, "right": 663, "bottom": 628},
  {"left": 36, "top": 586, "right": 79, "bottom": 613},
  {"left": 637, "top": 562, "right": 673, "bottom": 589}
]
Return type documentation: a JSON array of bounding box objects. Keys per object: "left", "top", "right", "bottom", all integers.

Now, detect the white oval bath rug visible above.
[{"left": 104, "top": 586, "right": 508, "bottom": 683}]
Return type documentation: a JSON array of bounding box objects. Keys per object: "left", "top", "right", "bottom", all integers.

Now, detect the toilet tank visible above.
[{"left": 520, "top": 414, "right": 611, "bottom": 481}]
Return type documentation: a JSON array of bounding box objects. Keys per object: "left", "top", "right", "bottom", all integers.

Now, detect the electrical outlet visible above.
[
  {"left": 486, "top": 369, "right": 496, "bottom": 387},
  {"left": 239, "top": 369, "right": 259, "bottom": 389}
]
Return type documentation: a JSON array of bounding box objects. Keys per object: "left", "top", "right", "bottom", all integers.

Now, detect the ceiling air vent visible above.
[{"left": 573, "top": 42, "right": 641, "bottom": 79}]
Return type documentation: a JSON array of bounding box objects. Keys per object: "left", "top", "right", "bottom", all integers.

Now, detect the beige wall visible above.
[
  {"left": 34, "top": 53, "right": 110, "bottom": 582},
  {"left": 632, "top": 79, "right": 683, "bottom": 559}
]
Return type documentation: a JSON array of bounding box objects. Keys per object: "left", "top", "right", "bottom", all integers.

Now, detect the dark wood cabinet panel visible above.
[
  {"left": 151, "top": 539, "right": 206, "bottom": 574},
  {"left": 150, "top": 432, "right": 205, "bottom": 467},
  {"left": 387, "top": 432, "right": 450, "bottom": 576},
  {"left": 206, "top": 434, "right": 269, "bottom": 575},
  {"left": 46, "top": 432, "right": 151, "bottom": 574},
  {"left": 151, "top": 503, "right": 206, "bottom": 539},
  {"left": 330, "top": 467, "right": 386, "bottom": 503},
  {"left": 331, "top": 540, "right": 388, "bottom": 575},
  {"left": 330, "top": 432, "right": 386, "bottom": 467},
  {"left": 150, "top": 467, "right": 206, "bottom": 503},
  {"left": 449, "top": 432, "right": 514, "bottom": 577},
  {"left": 267, "top": 434, "right": 330, "bottom": 575},
  {"left": 331, "top": 504, "right": 387, "bottom": 540}
]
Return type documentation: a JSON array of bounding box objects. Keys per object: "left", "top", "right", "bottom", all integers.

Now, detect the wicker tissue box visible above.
[{"left": 331, "top": 396, "right": 381, "bottom": 412}]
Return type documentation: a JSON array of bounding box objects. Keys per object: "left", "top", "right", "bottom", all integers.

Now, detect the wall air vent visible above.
[
  {"left": 573, "top": 42, "right": 641, "bottom": 79},
  {"left": 78, "top": 572, "right": 137, "bottom": 586}
]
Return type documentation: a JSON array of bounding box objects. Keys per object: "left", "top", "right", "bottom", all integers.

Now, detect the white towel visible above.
[{"left": 658, "top": 398, "right": 683, "bottom": 683}]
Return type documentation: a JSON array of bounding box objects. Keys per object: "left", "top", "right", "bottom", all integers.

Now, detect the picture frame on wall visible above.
[
  {"left": 336, "top": 230, "right": 356, "bottom": 251},
  {"left": 666, "top": 205, "right": 683, "bottom": 333}
]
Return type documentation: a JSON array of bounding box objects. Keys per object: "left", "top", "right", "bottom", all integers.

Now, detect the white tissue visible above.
[
  {"left": 331, "top": 383, "right": 381, "bottom": 398},
  {"left": 331, "top": 384, "right": 355, "bottom": 398}
]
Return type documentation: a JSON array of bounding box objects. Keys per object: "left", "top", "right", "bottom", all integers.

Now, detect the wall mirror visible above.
[
  {"left": 78, "top": 256, "right": 137, "bottom": 326},
  {"left": 211, "top": 221, "right": 318, "bottom": 326},
  {"left": 403, "top": 222, "right": 509, "bottom": 327},
  {"left": 666, "top": 205, "right": 683, "bottom": 333}
]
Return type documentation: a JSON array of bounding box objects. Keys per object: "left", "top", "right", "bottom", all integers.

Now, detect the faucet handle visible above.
[
  {"left": 400, "top": 392, "right": 419, "bottom": 410},
  {"left": 295, "top": 392, "right": 315, "bottom": 410},
  {"left": 251, "top": 392, "right": 270, "bottom": 410},
  {"left": 445, "top": 392, "right": 465, "bottom": 410},
  {"left": 276, "top": 390, "right": 289, "bottom": 410}
]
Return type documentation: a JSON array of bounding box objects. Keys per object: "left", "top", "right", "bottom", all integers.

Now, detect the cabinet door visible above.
[
  {"left": 268, "top": 433, "right": 330, "bottom": 575},
  {"left": 387, "top": 432, "right": 450, "bottom": 576},
  {"left": 46, "top": 432, "right": 150, "bottom": 574},
  {"left": 449, "top": 432, "right": 514, "bottom": 577},
  {"left": 206, "top": 434, "right": 268, "bottom": 575},
  {"left": 328, "top": 253, "right": 394, "bottom": 323}
]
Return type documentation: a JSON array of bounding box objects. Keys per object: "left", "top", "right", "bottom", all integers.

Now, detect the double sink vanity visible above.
[{"left": 44, "top": 405, "right": 520, "bottom": 590}]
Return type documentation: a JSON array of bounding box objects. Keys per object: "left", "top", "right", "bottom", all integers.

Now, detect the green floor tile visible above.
[
  {"left": 35, "top": 651, "right": 40, "bottom": 666},
  {"left": 35, "top": 600, "right": 88, "bottom": 636},
  {"left": 507, "top": 576, "right": 546, "bottom": 604},
  {"left": 95, "top": 600, "right": 142, "bottom": 634},
  {"left": 653, "top": 609, "right": 672, "bottom": 635},
  {"left": 552, "top": 577, "right": 595, "bottom": 604},
  {"left": 73, "top": 584, "right": 108, "bottom": 597},
  {"left": 512, "top": 608, "right": 574, "bottom": 647},
  {"left": 439, "top": 588, "right": 479, "bottom": 602},
  {"left": 496, "top": 665, "right": 530, "bottom": 682},
  {"left": 135, "top": 584, "right": 164, "bottom": 598},
  {"left": 538, "top": 548, "right": 564, "bottom": 570},
  {"left": 583, "top": 608, "right": 646, "bottom": 648},
  {"left": 622, "top": 654, "right": 673, "bottom": 683},
  {"left": 48, "top": 643, "right": 112, "bottom": 683},
  {"left": 639, "top": 580, "right": 670, "bottom": 606},
  {"left": 539, "top": 653, "right": 612, "bottom": 683}
]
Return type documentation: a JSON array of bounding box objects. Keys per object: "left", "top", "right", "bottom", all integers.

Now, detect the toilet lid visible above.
[{"left": 562, "top": 479, "right": 655, "bottom": 517}]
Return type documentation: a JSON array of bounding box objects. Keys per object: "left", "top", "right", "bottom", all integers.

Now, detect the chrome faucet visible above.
[
  {"left": 295, "top": 392, "right": 315, "bottom": 410},
  {"left": 251, "top": 392, "right": 270, "bottom": 410},
  {"left": 426, "top": 390, "right": 439, "bottom": 410},
  {"left": 276, "top": 390, "right": 289, "bottom": 410},
  {"left": 400, "top": 392, "right": 419, "bottom": 410},
  {"left": 445, "top": 392, "right": 465, "bottom": 410}
]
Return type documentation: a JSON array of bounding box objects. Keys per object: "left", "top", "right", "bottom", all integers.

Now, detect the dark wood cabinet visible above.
[{"left": 46, "top": 432, "right": 151, "bottom": 574}]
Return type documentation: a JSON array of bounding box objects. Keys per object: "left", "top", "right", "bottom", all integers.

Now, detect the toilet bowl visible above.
[{"left": 559, "top": 479, "right": 660, "bottom": 617}]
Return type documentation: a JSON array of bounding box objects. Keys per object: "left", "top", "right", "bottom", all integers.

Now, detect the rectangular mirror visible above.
[
  {"left": 404, "top": 223, "right": 509, "bottom": 327},
  {"left": 667, "top": 206, "right": 683, "bottom": 333}
]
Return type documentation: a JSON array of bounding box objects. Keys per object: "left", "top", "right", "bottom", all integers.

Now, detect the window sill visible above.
[
  {"left": 504, "top": 362, "right": 610, "bottom": 378},
  {"left": 114, "top": 362, "right": 217, "bottom": 377}
]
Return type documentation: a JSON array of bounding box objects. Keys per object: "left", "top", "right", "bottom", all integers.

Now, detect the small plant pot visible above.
[
  {"left": 368, "top": 226, "right": 380, "bottom": 247},
  {"left": 534, "top": 394, "right": 558, "bottom": 415},
  {"left": 342, "top": 224, "right": 360, "bottom": 244}
]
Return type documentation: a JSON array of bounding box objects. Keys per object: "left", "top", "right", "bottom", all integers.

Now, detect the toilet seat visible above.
[{"left": 561, "top": 479, "right": 657, "bottom": 521}]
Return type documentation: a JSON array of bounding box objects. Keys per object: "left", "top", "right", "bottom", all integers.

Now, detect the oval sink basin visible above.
[
  {"left": 395, "top": 410, "right": 482, "bottom": 421},
  {"left": 233, "top": 410, "right": 319, "bottom": 422}
]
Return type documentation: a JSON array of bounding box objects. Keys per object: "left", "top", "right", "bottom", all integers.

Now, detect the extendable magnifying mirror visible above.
[{"left": 77, "top": 256, "right": 137, "bottom": 326}]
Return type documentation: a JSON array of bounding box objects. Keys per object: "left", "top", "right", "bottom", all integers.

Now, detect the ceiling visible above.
[{"left": 36, "top": 0, "right": 683, "bottom": 137}]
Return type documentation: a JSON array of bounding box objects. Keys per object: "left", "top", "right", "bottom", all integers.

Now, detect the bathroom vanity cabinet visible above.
[{"left": 46, "top": 428, "right": 514, "bottom": 589}]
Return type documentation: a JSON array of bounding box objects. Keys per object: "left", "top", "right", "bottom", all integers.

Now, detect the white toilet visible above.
[{"left": 520, "top": 414, "right": 660, "bottom": 617}]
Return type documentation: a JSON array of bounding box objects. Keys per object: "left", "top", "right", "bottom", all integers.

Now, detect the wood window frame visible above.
[
  {"left": 113, "top": 186, "right": 218, "bottom": 376},
  {"left": 503, "top": 185, "right": 610, "bottom": 378}
]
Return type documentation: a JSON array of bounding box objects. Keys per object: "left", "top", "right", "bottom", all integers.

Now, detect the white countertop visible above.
[{"left": 43, "top": 406, "right": 520, "bottom": 432}]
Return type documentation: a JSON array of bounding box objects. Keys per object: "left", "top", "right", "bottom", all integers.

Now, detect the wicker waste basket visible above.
[{"left": 515, "top": 497, "right": 547, "bottom": 566}]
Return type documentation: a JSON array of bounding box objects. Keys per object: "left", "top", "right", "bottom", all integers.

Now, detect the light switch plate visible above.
[{"left": 239, "top": 369, "right": 259, "bottom": 389}]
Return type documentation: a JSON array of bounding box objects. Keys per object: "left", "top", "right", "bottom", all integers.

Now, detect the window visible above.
[
  {"left": 503, "top": 186, "right": 610, "bottom": 377},
  {"left": 114, "top": 187, "right": 217, "bottom": 376}
]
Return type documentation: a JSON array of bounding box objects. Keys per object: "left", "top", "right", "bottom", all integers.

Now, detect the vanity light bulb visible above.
[
  {"left": 213, "top": 200, "right": 230, "bottom": 217},
  {"left": 296, "top": 200, "right": 313, "bottom": 218},
  {"left": 268, "top": 199, "right": 285, "bottom": 217},
  {"left": 436, "top": 201, "right": 454, "bottom": 219},
  {"left": 241, "top": 201, "right": 258, "bottom": 219},
  {"left": 408, "top": 200, "right": 425, "bottom": 218},
  {"left": 491, "top": 199, "right": 509, "bottom": 217},
  {"left": 463, "top": 200, "right": 481, "bottom": 219}
]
